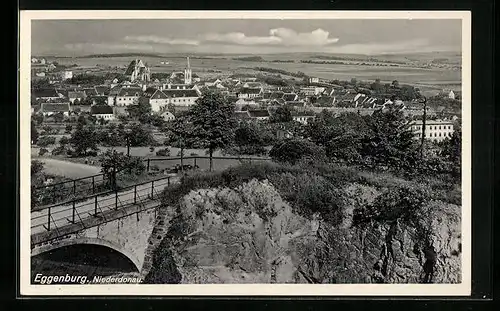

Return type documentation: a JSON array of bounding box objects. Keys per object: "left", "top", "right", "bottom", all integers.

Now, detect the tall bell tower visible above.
[{"left": 184, "top": 57, "right": 192, "bottom": 85}]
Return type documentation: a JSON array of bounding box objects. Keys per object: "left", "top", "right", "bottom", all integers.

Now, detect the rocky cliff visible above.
[{"left": 145, "top": 169, "right": 461, "bottom": 284}]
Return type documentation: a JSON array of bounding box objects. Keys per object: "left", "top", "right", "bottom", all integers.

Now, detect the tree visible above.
[
  {"left": 37, "top": 136, "right": 56, "bottom": 147},
  {"left": 269, "top": 106, "right": 293, "bottom": 123},
  {"left": 99, "top": 150, "right": 130, "bottom": 189},
  {"left": 32, "top": 114, "right": 44, "bottom": 125},
  {"left": 187, "top": 92, "right": 236, "bottom": 171},
  {"left": 439, "top": 129, "right": 461, "bottom": 178},
  {"left": 392, "top": 80, "right": 400, "bottom": 88},
  {"left": 127, "top": 123, "right": 155, "bottom": 147},
  {"left": 69, "top": 124, "right": 98, "bottom": 157},
  {"left": 65, "top": 124, "right": 73, "bottom": 134},
  {"left": 166, "top": 115, "right": 193, "bottom": 171},
  {"left": 370, "top": 78, "right": 384, "bottom": 94},
  {"left": 360, "top": 108, "right": 419, "bottom": 172},
  {"left": 53, "top": 112, "right": 64, "bottom": 123},
  {"left": 269, "top": 138, "right": 326, "bottom": 165},
  {"left": 31, "top": 121, "right": 39, "bottom": 144},
  {"left": 127, "top": 100, "right": 152, "bottom": 124},
  {"left": 233, "top": 122, "right": 267, "bottom": 155}
]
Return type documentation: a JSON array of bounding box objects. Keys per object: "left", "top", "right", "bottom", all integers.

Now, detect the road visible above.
[
  {"left": 31, "top": 176, "right": 178, "bottom": 236},
  {"left": 36, "top": 158, "right": 101, "bottom": 179}
]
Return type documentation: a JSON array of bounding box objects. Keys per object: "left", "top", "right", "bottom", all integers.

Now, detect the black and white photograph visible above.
[{"left": 20, "top": 11, "right": 471, "bottom": 296}]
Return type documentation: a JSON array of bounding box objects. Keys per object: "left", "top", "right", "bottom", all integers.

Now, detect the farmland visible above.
[{"left": 41, "top": 51, "right": 461, "bottom": 94}]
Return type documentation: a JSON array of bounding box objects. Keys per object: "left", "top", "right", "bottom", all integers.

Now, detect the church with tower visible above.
[
  {"left": 124, "top": 59, "right": 151, "bottom": 83},
  {"left": 184, "top": 57, "right": 192, "bottom": 85}
]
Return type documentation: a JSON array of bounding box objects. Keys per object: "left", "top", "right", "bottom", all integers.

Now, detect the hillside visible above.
[{"left": 145, "top": 162, "right": 461, "bottom": 284}]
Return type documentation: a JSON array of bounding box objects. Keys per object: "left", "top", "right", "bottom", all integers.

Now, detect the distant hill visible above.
[{"left": 77, "top": 53, "right": 166, "bottom": 59}]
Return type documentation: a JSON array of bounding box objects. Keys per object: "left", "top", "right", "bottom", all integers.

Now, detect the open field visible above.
[{"left": 44, "top": 52, "right": 461, "bottom": 92}]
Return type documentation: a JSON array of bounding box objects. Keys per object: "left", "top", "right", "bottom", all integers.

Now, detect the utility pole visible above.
[{"left": 420, "top": 95, "right": 427, "bottom": 160}]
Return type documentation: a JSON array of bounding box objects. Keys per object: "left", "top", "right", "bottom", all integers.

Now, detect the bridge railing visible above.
[
  {"left": 32, "top": 155, "right": 272, "bottom": 208},
  {"left": 31, "top": 176, "right": 173, "bottom": 234}
]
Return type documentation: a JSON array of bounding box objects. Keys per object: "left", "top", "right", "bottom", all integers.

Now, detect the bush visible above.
[
  {"left": 51, "top": 146, "right": 68, "bottom": 156},
  {"left": 37, "top": 136, "right": 57, "bottom": 147},
  {"left": 149, "top": 146, "right": 155, "bottom": 153},
  {"left": 269, "top": 138, "right": 326, "bottom": 165},
  {"left": 156, "top": 148, "right": 170, "bottom": 157},
  {"left": 38, "top": 148, "right": 48, "bottom": 156}
]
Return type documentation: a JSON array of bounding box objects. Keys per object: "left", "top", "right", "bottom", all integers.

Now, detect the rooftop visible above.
[
  {"left": 91, "top": 105, "right": 114, "bottom": 115},
  {"left": 41, "top": 102, "right": 70, "bottom": 112}
]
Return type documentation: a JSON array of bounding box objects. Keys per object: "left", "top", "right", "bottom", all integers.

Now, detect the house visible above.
[
  {"left": 300, "top": 86, "right": 325, "bottom": 96},
  {"left": 60, "top": 71, "right": 73, "bottom": 80},
  {"left": 68, "top": 91, "right": 86, "bottom": 104},
  {"left": 83, "top": 88, "right": 98, "bottom": 97},
  {"left": 95, "top": 85, "right": 110, "bottom": 96},
  {"left": 238, "top": 87, "right": 262, "bottom": 99},
  {"left": 309, "top": 77, "right": 320, "bottom": 84},
  {"left": 292, "top": 114, "right": 316, "bottom": 125},
  {"left": 160, "top": 111, "right": 176, "bottom": 122},
  {"left": 242, "top": 82, "right": 263, "bottom": 89},
  {"left": 143, "top": 88, "right": 169, "bottom": 112},
  {"left": 163, "top": 89, "right": 200, "bottom": 107},
  {"left": 90, "top": 105, "right": 115, "bottom": 120},
  {"left": 40, "top": 102, "right": 71, "bottom": 117},
  {"left": 124, "top": 59, "right": 151, "bottom": 82},
  {"left": 247, "top": 109, "right": 270, "bottom": 121},
  {"left": 448, "top": 90, "right": 456, "bottom": 99},
  {"left": 282, "top": 93, "right": 298, "bottom": 102},
  {"left": 109, "top": 86, "right": 143, "bottom": 106},
  {"left": 410, "top": 119, "right": 455, "bottom": 142},
  {"left": 32, "top": 88, "right": 61, "bottom": 101}
]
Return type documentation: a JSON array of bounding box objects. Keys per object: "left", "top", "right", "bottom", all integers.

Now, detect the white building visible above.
[
  {"left": 292, "top": 115, "right": 316, "bottom": 125},
  {"left": 40, "top": 102, "right": 71, "bottom": 117},
  {"left": 143, "top": 88, "right": 169, "bottom": 112},
  {"left": 238, "top": 87, "right": 262, "bottom": 99},
  {"left": 163, "top": 89, "right": 200, "bottom": 107},
  {"left": 124, "top": 59, "right": 151, "bottom": 82},
  {"left": 160, "top": 111, "right": 176, "bottom": 122},
  {"left": 90, "top": 105, "right": 115, "bottom": 120},
  {"left": 108, "top": 86, "right": 143, "bottom": 106},
  {"left": 60, "top": 71, "right": 73, "bottom": 80},
  {"left": 410, "top": 120, "right": 455, "bottom": 142},
  {"left": 448, "top": 90, "right": 456, "bottom": 99},
  {"left": 184, "top": 57, "right": 192, "bottom": 85}
]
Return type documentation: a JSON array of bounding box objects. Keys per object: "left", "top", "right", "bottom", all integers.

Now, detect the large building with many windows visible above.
[{"left": 410, "top": 120, "right": 455, "bottom": 142}]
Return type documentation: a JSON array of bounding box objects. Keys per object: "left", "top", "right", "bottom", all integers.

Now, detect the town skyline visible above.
[{"left": 32, "top": 19, "right": 462, "bottom": 56}]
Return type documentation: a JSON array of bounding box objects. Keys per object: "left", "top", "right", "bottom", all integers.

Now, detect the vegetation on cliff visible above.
[{"left": 145, "top": 162, "right": 461, "bottom": 284}]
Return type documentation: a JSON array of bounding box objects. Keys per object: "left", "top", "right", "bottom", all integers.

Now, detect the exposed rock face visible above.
[{"left": 148, "top": 179, "right": 461, "bottom": 284}]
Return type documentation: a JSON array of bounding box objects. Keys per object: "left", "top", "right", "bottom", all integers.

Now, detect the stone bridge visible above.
[{"left": 31, "top": 176, "right": 174, "bottom": 275}]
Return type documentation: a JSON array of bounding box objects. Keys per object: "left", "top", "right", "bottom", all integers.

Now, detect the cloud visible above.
[
  {"left": 124, "top": 35, "right": 199, "bottom": 45},
  {"left": 202, "top": 28, "right": 339, "bottom": 46},
  {"left": 119, "top": 28, "right": 339, "bottom": 48}
]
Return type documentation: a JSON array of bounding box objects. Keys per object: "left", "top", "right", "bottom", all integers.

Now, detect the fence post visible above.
[
  {"left": 92, "top": 176, "right": 95, "bottom": 194},
  {"left": 168, "top": 176, "right": 170, "bottom": 186},
  {"left": 72, "top": 200, "right": 76, "bottom": 223},
  {"left": 73, "top": 180, "right": 76, "bottom": 196},
  {"left": 47, "top": 206, "right": 51, "bottom": 231},
  {"left": 147, "top": 159, "right": 150, "bottom": 172},
  {"left": 151, "top": 180, "right": 154, "bottom": 199},
  {"left": 134, "top": 185, "right": 137, "bottom": 204},
  {"left": 115, "top": 190, "right": 118, "bottom": 210},
  {"left": 94, "top": 195, "right": 98, "bottom": 216},
  {"left": 194, "top": 157, "right": 197, "bottom": 168}
]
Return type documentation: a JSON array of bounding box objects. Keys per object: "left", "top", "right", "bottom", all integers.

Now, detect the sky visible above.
[{"left": 31, "top": 19, "right": 462, "bottom": 56}]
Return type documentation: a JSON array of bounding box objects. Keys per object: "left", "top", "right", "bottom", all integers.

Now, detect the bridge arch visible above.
[{"left": 31, "top": 237, "right": 142, "bottom": 271}]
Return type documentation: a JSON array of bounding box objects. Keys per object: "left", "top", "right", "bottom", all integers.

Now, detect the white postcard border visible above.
[{"left": 19, "top": 10, "right": 472, "bottom": 296}]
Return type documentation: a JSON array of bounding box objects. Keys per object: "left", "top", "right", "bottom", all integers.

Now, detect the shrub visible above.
[
  {"left": 38, "top": 148, "right": 48, "bottom": 156},
  {"left": 269, "top": 138, "right": 326, "bottom": 165},
  {"left": 149, "top": 146, "right": 155, "bottom": 153},
  {"left": 51, "top": 146, "right": 68, "bottom": 156},
  {"left": 156, "top": 148, "right": 170, "bottom": 157},
  {"left": 37, "top": 136, "right": 57, "bottom": 147}
]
